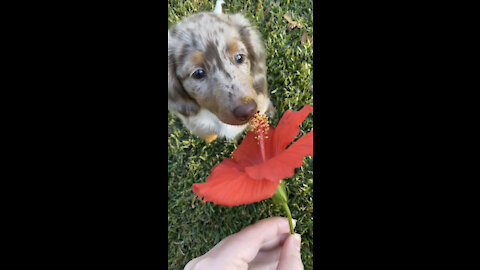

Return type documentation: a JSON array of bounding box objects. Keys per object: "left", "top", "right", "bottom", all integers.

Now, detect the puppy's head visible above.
[{"left": 168, "top": 12, "right": 269, "bottom": 125}]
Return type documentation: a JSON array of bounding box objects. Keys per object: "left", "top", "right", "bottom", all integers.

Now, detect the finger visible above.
[
  {"left": 277, "top": 234, "right": 304, "bottom": 270},
  {"left": 183, "top": 257, "right": 198, "bottom": 270},
  {"left": 209, "top": 217, "right": 292, "bottom": 263},
  {"left": 260, "top": 219, "right": 296, "bottom": 251},
  {"left": 259, "top": 233, "right": 288, "bottom": 251},
  {"left": 248, "top": 246, "right": 283, "bottom": 270},
  {"left": 205, "top": 232, "right": 287, "bottom": 264}
]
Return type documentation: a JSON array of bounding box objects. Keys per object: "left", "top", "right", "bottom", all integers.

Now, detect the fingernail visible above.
[
  {"left": 293, "top": 233, "right": 301, "bottom": 251},
  {"left": 292, "top": 219, "right": 297, "bottom": 228}
]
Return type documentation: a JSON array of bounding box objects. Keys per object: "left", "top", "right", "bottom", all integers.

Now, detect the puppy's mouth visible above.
[
  {"left": 219, "top": 117, "right": 251, "bottom": 126},
  {"left": 217, "top": 110, "right": 257, "bottom": 126}
]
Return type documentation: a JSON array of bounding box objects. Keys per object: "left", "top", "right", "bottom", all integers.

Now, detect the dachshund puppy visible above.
[{"left": 168, "top": 7, "right": 274, "bottom": 142}]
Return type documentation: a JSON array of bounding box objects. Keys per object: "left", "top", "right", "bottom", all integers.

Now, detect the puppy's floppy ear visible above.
[{"left": 168, "top": 33, "right": 199, "bottom": 117}]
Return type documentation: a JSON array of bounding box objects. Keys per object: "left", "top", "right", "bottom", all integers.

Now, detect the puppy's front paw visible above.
[{"left": 204, "top": 133, "right": 218, "bottom": 143}]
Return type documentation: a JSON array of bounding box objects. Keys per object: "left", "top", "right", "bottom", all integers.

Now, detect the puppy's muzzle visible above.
[{"left": 233, "top": 99, "right": 257, "bottom": 122}]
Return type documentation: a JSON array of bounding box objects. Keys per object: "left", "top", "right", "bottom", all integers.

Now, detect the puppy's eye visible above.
[
  {"left": 192, "top": 69, "right": 206, "bottom": 80},
  {"left": 235, "top": 54, "right": 245, "bottom": 64}
]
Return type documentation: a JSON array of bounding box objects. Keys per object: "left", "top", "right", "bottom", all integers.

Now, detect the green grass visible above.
[{"left": 168, "top": 0, "right": 313, "bottom": 269}]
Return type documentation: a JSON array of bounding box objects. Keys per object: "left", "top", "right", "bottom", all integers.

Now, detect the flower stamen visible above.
[
  {"left": 249, "top": 111, "right": 270, "bottom": 161},
  {"left": 249, "top": 111, "right": 270, "bottom": 134}
]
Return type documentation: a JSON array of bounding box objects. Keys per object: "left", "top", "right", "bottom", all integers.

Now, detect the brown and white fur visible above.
[{"left": 168, "top": 3, "right": 274, "bottom": 142}]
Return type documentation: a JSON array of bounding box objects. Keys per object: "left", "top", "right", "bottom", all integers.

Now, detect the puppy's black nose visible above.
[{"left": 233, "top": 99, "right": 257, "bottom": 122}]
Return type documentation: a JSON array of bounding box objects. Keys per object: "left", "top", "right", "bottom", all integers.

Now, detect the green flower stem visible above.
[
  {"left": 283, "top": 200, "right": 295, "bottom": 235},
  {"left": 272, "top": 181, "right": 295, "bottom": 235}
]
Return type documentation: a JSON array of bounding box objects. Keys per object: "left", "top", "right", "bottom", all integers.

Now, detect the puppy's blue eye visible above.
[
  {"left": 235, "top": 54, "right": 245, "bottom": 64},
  {"left": 192, "top": 69, "right": 206, "bottom": 79}
]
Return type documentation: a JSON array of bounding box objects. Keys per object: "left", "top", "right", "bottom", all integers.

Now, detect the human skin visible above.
[{"left": 184, "top": 217, "right": 304, "bottom": 270}]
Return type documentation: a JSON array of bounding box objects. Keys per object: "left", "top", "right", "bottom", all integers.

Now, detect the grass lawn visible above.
[{"left": 168, "top": 0, "right": 314, "bottom": 269}]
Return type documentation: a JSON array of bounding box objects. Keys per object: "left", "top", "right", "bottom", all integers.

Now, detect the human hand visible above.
[{"left": 184, "top": 217, "right": 304, "bottom": 270}]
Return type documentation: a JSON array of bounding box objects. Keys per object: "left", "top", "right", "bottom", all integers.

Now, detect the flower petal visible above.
[
  {"left": 232, "top": 127, "right": 275, "bottom": 167},
  {"left": 271, "top": 105, "right": 313, "bottom": 155},
  {"left": 192, "top": 159, "right": 280, "bottom": 206},
  {"left": 245, "top": 131, "right": 313, "bottom": 182}
]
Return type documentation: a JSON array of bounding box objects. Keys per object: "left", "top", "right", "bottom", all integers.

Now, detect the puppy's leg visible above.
[{"left": 204, "top": 133, "right": 218, "bottom": 143}]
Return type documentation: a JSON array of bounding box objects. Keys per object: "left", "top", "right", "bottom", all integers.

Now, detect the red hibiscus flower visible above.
[{"left": 192, "top": 105, "right": 313, "bottom": 206}]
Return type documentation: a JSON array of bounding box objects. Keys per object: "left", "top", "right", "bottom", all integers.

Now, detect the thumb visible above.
[{"left": 277, "top": 233, "right": 304, "bottom": 270}]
